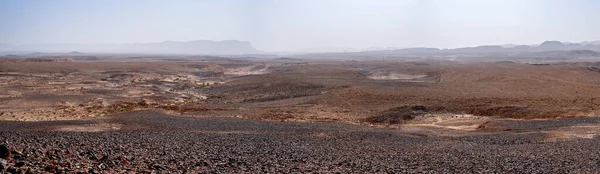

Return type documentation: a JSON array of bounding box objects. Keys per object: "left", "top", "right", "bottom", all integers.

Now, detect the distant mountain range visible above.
[
  {"left": 291, "top": 41, "right": 600, "bottom": 59},
  {"left": 0, "top": 40, "right": 261, "bottom": 55},
  {"left": 581, "top": 40, "right": 600, "bottom": 45},
  {"left": 2, "top": 40, "right": 600, "bottom": 58}
]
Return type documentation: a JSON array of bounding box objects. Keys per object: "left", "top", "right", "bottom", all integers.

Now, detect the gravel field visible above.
[
  {"left": 494, "top": 117, "right": 600, "bottom": 130},
  {"left": 1, "top": 110, "right": 600, "bottom": 173}
]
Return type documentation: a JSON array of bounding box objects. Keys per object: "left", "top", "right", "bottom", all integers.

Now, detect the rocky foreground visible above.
[{"left": 0, "top": 110, "right": 600, "bottom": 173}]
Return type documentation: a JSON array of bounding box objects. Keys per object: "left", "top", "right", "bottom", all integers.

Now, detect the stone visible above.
[
  {"left": 6, "top": 166, "right": 17, "bottom": 173},
  {"left": 0, "top": 159, "right": 6, "bottom": 171},
  {"left": 15, "top": 161, "right": 26, "bottom": 167},
  {"left": 0, "top": 143, "right": 10, "bottom": 160}
]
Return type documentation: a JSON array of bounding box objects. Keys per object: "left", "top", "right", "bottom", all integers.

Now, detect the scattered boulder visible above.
[
  {"left": 0, "top": 143, "right": 10, "bottom": 160},
  {"left": 45, "top": 164, "right": 57, "bottom": 172},
  {"left": 6, "top": 166, "right": 17, "bottom": 173},
  {"left": 15, "top": 161, "right": 26, "bottom": 167},
  {"left": 0, "top": 159, "right": 6, "bottom": 172}
]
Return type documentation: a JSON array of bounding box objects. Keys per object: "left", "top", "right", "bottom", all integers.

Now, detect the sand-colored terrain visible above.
[
  {"left": 4, "top": 57, "right": 600, "bottom": 172},
  {"left": 3, "top": 59, "right": 600, "bottom": 124},
  {"left": 2, "top": 58, "right": 600, "bottom": 139}
]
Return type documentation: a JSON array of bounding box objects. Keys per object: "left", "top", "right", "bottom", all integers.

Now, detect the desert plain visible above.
[{"left": 2, "top": 56, "right": 600, "bottom": 172}]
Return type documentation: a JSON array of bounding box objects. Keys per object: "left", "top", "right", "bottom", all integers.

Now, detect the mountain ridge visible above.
[
  {"left": 2, "top": 40, "right": 600, "bottom": 56},
  {"left": 0, "top": 40, "right": 261, "bottom": 55},
  {"left": 291, "top": 40, "right": 600, "bottom": 59}
]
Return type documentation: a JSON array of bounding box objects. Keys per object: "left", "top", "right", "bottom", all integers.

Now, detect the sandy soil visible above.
[
  {"left": 3, "top": 57, "right": 600, "bottom": 172},
  {"left": 3, "top": 59, "right": 600, "bottom": 123},
  {"left": 367, "top": 73, "right": 427, "bottom": 80}
]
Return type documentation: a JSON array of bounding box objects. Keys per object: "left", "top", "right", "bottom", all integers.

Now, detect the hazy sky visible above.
[{"left": 1, "top": 0, "right": 599, "bottom": 52}]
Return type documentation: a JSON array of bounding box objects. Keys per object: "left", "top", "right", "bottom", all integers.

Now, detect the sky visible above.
[{"left": 1, "top": 0, "right": 599, "bottom": 52}]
